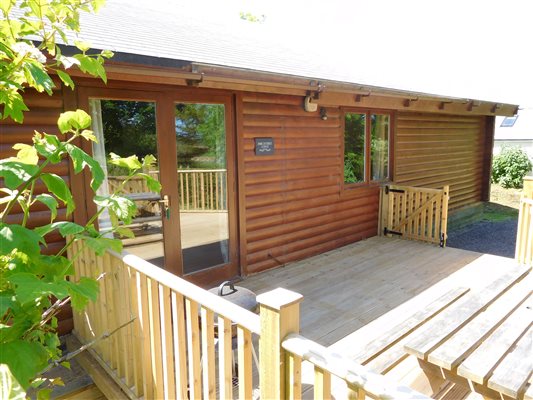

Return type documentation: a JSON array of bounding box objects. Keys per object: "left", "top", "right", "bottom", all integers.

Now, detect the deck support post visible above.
[{"left": 257, "top": 288, "right": 303, "bottom": 400}]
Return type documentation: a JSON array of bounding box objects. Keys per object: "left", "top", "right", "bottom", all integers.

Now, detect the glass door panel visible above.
[
  {"left": 90, "top": 99, "right": 165, "bottom": 267},
  {"left": 174, "top": 103, "right": 229, "bottom": 274}
]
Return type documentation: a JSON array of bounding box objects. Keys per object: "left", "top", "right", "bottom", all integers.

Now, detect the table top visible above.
[{"left": 404, "top": 263, "right": 532, "bottom": 400}]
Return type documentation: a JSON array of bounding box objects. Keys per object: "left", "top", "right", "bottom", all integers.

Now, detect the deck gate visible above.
[{"left": 379, "top": 184, "right": 450, "bottom": 247}]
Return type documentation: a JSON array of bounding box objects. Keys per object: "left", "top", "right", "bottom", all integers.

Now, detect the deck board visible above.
[{"left": 241, "top": 237, "right": 499, "bottom": 346}]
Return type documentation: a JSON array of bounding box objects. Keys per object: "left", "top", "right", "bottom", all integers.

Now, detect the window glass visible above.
[
  {"left": 344, "top": 113, "right": 366, "bottom": 183},
  {"left": 371, "top": 114, "right": 390, "bottom": 181}
]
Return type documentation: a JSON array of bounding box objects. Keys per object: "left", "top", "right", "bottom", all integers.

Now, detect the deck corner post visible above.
[{"left": 257, "top": 288, "right": 304, "bottom": 400}]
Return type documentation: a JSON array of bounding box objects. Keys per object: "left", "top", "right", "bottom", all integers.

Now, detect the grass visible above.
[{"left": 482, "top": 184, "right": 522, "bottom": 222}]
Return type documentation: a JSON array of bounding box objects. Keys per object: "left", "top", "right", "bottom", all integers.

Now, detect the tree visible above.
[{"left": 0, "top": 1, "right": 160, "bottom": 398}]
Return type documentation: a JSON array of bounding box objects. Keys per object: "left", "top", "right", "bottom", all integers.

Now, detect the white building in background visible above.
[{"left": 494, "top": 108, "right": 533, "bottom": 160}]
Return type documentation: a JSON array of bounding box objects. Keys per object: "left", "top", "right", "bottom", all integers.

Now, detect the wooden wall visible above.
[
  {"left": 394, "top": 112, "right": 488, "bottom": 211},
  {"left": 239, "top": 93, "right": 379, "bottom": 275},
  {"left": 0, "top": 87, "right": 74, "bottom": 334}
]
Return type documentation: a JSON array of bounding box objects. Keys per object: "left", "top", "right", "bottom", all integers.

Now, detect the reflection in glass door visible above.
[
  {"left": 90, "top": 99, "right": 165, "bottom": 267},
  {"left": 174, "top": 103, "right": 229, "bottom": 274}
]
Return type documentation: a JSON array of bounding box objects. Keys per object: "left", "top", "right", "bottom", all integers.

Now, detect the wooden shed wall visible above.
[
  {"left": 239, "top": 93, "right": 379, "bottom": 275},
  {"left": 394, "top": 112, "right": 487, "bottom": 211},
  {"left": 0, "top": 87, "right": 74, "bottom": 334}
]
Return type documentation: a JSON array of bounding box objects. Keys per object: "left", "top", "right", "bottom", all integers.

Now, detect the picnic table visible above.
[{"left": 404, "top": 263, "right": 532, "bottom": 400}]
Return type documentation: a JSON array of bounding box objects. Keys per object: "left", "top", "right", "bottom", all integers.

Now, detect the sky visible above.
[{"left": 167, "top": 0, "right": 533, "bottom": 109}]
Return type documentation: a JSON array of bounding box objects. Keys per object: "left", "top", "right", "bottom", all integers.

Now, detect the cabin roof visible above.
[{"left": 56, "top": 0, "right": 519, "bottom": 114}]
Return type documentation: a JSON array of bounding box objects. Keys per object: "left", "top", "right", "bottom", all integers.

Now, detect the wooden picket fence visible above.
[
  {"left": 69, "top": 247, "right": 430, "bottom": 400},
  {"left": 379, "top": 184, "right": 449, "bottom": 247},
  {"left": 516, "top": 177, "right": 533, "bottom": 266}
]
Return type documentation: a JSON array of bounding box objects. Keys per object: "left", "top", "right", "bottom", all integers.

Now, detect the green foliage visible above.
[
  {"left": 0, "top": 2, "right": 161, "bottom": 398},
  {"left": 0, "top": 110, "right": 160, "bottom": 395},
  {"left": 491, "top": 146, "right": 532, "bottom": 189},
  {"left": 0, "top": 0, "right": 113, "bottom": 123}
]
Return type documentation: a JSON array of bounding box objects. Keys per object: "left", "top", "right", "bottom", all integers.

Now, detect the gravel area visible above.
[{"left": 447, "top": 218, "right": 518, "bottom": 258}]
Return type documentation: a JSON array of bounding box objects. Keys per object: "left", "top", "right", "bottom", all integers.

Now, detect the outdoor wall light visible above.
[
  {"left": 320, "top": 107, "right": 328, "bottom": 120},
  {"left": 304, "top": 95, "right": 318, "bottom": 112}
]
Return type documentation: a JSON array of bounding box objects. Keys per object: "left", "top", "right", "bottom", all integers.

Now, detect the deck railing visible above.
[
  {"left": 516, "top": 176, "right": 533, "bottom": 266},
  {"left": 108, "top": 169, "right": 227, "bottom": 212},
  {"left": 281, "top": 334, "right": 430, "bottom": 399},
  {"left": 68, "top": 242, "right": 259, "bottom": 399},
  {"left": 379, "top": 184, "right": 449, "bottom": 247},
  {"left": 69, "top": 248, "right": 431, "bottom": 399}
]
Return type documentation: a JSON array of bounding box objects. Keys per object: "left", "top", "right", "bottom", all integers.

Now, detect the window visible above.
[
  {"left": 500, "top": 115, "right": 518, "bottom": 127},
  {"left": 344, "top": 110, "right": 391, "bottom": 184}
]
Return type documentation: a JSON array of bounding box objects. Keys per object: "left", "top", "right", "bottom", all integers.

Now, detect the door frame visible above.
[{"left": 77, "top": 86, "right": 240, "bottom": 286}]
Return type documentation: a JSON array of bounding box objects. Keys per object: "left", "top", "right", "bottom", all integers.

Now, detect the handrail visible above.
[
  {"left": 116, "top": 250, "right": 260, "bottom": 334},
  {"left": 282, "top": 333, "right": 431, "bottom": 399}
]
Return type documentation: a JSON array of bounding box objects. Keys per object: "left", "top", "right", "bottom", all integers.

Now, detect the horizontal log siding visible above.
[
  {"left": 0, "top": 88, "right": 74, "bottom": 334},
  {"left": 241, "top": 93, "right": 379, "bottom": 275},
  {"left": 394, "top": 112, "right": 486, "bottom": 211}
]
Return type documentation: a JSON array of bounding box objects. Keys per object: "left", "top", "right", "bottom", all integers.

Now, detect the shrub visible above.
[{"left": 491, "top": 146, "right": 533, "bottom": 189}]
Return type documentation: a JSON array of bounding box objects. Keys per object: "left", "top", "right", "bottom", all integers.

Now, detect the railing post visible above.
[
  {"left": 523, "top": 175, "right": 533, "bottom": 199},
  {"left": 257, "top": 288, "right": 304, "bottom": 400}
]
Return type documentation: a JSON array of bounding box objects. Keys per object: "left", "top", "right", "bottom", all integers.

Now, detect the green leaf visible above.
[
  {"left": 0, "top": 364, "right": 26, "bottom": 400},
  {"left": 64, "top": 277, "right": 99, "bottom": 311},
  {"left": 108, "top": 153, "right": 142, "bottom": 171},
  {"left": 82, "top": 236, "right": 122, "bottom": 256},
  {"left": 12, "top": 143, "right": 38, "bottom": 165},
  {"left": 74, "top": 40, "right": 91, "bottom": 52},
  {"left": 0, "top": 160, "right": 39, "bottom": 189},
  {"left": 0, "top": 223, "right": 43, "bottom": 256},
  {"left": 0, "top": 341, "right": 49, "bottom": 390},
  {"left": 32, "top": 133, "right": 63, "bottom": 163},
  {"left": 56, "top": 70, "right": 74, "bottom": 89},
  {"left": 34, "top": 221, "right": 85, "bottom": 238},
  {"left": 0, "top": 0, "right": 13, "bottom": 14},
  {"left": 0, "top": 89, "right": 28, "bottom": 123},
  {"left": 0, "top": 295, "right": 14, "bottom": 320},
  {"left": 57, "top": 109, "right": 92, "bottom": 133},
  {"left": 9, "top": 273, "right": 69, "bottom": 304},
  {"left": 100, "top": 49, "right": 114, "bottom": 58},
  {"left": 32, "top": 254, "right": 73, "bottom": 279},
  {"left": 36, "top": 388, "right": 52, "bottom": 400},
  {"left": 96, "top": 194, "right": 136, "bottom": 224},
  {"left": 23, "top": 62, "right": 54, "bottom": 95},
  {"left": 115, "top": 226, "right": 135, "bottom": 239},
  {"left": 64, "top": 144, "right": 104, "bottom": 191},
  {"left": 73, "top": 54, "right": 107, "bottom": 83},
  {"left": 80, "top": 129, "right": 96, "bottom": 142},
  {"left": 40, "top": 173, "right": 75, "bottom": 215},
  {"left": 34, "top": 194, "right": 58, "bottom": 221},
  {"left": 136, "top": 173, "right": 161, "bottom": 193}
]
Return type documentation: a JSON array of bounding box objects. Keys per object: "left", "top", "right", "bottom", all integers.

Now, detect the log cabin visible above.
[{"left": 1, "top": 3, "right": 519, "bottom": 291}]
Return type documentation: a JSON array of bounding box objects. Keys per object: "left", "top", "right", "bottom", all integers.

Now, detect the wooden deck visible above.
[
  {"left": 240, "top": 236, "right": 521, "bottom": 399},
  {"left": 241, "top": 236, "right": 516, "bottom": 346}
]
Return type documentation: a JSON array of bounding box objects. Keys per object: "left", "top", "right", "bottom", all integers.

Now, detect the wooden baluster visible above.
[
  {"left": 192, "top": 172, "right": 197, "bottom": 210},
  {"left": 186, "top": 299, "right": 202, "bottom": 399},
  {"left": 171, "top": 291, "right": 189, "bottom": 399},
  {"left": 200, "top": 171, "right": 205, "bottom": 210},
  {"left": 237, "top": 326, "right": 252, "bottom": 400},
  {"left": 441, "top": 185, "right": 449, "bottom": 247},
  {"left": 185, "top": 172, "right": 190, "bottom": 211},
  {"left": 148, "top": 279, "right": 164, "bottom": 399},
  {"left": 314, "top": 366, "right": 331, "bottom": 400},
  {"left": 218, "top": 316, "right": 233, "bottom": 400},
  {"left": 128, "top": 267, "right": 144, "bottom": 397},
  {"left": 136, "top": 273, "right": 154, "bottom": 398},
  {"left": 287, "top": 352, "right": 302, "bottom": 400},
  {"left": 160, "top": 285, "right": 176, "bottom": 399},
  {"left": 209, "top": 172, "right": 214, "bottom": 210},
  {"left": 201, "top": 307, "right": 216, "bottom": 400}
]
